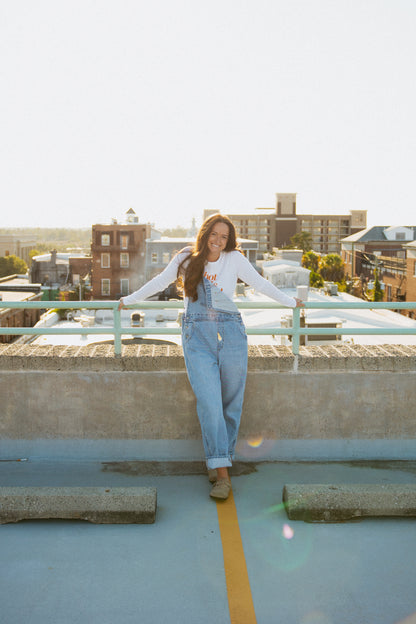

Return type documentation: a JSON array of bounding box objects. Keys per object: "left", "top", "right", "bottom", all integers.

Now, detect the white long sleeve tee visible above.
[{"left": 121, "top": 249, "right": 297, "bottom": 309}]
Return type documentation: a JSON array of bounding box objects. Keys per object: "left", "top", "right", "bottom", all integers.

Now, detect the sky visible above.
[{"left": 1, "top": 0, "right": 415, "bottom": 231}]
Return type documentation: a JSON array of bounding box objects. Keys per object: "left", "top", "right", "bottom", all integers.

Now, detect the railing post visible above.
[
  {"left": 113, "top": 304, "right": 122, "bottom": 356},
  {"left": 292, "top": 306, "right": 300, "bottom": 355}
]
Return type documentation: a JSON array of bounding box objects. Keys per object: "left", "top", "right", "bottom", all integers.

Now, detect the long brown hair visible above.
[{"left": 177, "top": 214, "right": 239, "bottom": 301}]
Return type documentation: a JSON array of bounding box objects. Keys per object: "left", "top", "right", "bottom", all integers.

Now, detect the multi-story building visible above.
[
  {"left": 405, "top": 242, "right": 416, "bottom": 315},
  {"left": 205, "top": 193, "right": 367, "bottom": 256},
  {"left": 341, "top": 226, "right": 416, "bottom": 309},
  {"left": 341, "top": 226, "right": 416, "bottom": 277},
  {"left": 91, "top": 209, "right": 152, "bottom": 300},
  {"left": 0, "top": 235, "right": 37, "bottom": 264},
  {"left": 297, "top": 210, "right": 367, "bottom": 255}
]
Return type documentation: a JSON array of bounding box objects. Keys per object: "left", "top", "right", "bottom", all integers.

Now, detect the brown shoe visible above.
[
  {"left": 208, "top": 469, "right": 217, "bottom": 483},
  {"left": 210, "top": 478, "right": 232, "bottom": 500}
]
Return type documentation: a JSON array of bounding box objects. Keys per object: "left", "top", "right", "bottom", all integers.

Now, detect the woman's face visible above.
[{"left": 206, "top": 221, "right": 230, "bottom": 261}]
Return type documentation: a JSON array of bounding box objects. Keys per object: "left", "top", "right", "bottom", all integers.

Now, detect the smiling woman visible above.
[{"left": 118, "top": 213, "right": 303, "bottom": 500}]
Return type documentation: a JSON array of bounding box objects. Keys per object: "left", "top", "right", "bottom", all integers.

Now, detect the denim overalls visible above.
[{"left": 182, "top": 277, "right": 248, "bottom": 470}]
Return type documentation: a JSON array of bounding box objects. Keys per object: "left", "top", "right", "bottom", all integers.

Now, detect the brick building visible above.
[
  {"left": 91, "top": 210, "right": 152, "bottom": 300},
  {"left": 405, "top": 241, "right": 416, "bottom": 317},
  {"left": 341, "top": 226, "right": 416, "bottom": 311}
]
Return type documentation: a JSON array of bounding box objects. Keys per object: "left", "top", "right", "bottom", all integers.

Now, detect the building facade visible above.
[
  {"left": 205, "top": 193, "right": 367, "bottom": 256},
  {"left": 91, "top": 210, "right": 152, "bottom": 300},
  {"left": 0, "top": 276, "right": 42, "bottom": 343},
  {"left": 341, "top": 226, "right": 416, "bottom": 310},
  {"left": 0, "top": 235, "right": 37, "bottom": 264}
]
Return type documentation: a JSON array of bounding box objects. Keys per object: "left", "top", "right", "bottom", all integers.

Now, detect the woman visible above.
[{"left": 119, "top": 214, "right": 303, "bottom": 500}]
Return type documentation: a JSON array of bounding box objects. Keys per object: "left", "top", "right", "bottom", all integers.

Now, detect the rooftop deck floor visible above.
[{"left": 1, "top": 459, "right": 415, "bottom": 624}]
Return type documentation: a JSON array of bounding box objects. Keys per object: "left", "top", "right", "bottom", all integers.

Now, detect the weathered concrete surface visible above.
[
  {"left": 0, "top": 486, "right": 157, "bottom": 524},
  {"left": 1, "top": 343, "right": 416, "bottom": 461},
  {"left": 283, "top": 483, "right": 416, "bottom": 522}
]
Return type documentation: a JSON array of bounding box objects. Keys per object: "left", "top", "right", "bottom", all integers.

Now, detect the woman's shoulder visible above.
[
  {"left": 177, "top": 246, "right": 193, "bottom": 256},
  {"left": 226, "top": 249, "right": 247, "bottom": 263}
]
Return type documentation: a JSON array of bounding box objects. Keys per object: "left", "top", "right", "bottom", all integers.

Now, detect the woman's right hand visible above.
[{"left": 118, "top": 299, "right": 125, "bottom": 311}]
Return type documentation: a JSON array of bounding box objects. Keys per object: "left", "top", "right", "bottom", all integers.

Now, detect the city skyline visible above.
[{"left": 1, "top": 1, "right": 415, "bottom": 231}]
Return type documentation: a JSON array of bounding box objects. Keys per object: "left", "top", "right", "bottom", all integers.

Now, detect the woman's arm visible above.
[
  {"left": 234, "top": 253, "right": 302, "bottom": 308},
  {"left": 118, "top": 248, "right": 190, "bottom": 309}
]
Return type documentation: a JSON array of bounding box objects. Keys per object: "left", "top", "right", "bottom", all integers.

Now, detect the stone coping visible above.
[{"left": 1, "top": 343, "right": 416, "bottom": 371}]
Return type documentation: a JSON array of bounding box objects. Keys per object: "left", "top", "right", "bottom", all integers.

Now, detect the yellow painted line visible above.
[{"left": 216, "top": 489, "right": 257, "bottom": 624}]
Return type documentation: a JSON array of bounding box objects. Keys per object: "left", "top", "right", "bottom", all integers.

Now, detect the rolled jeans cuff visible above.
[{"left": 206, "top": 456, "right": 233, "bottom": 470}]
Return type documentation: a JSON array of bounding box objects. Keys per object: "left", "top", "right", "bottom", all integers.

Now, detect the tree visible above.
[
  {"left": 29, "top": 249, "right": 41, "bottom": 263},
  {"left": 319, "top": 254, "right": 345, "bottom": 283},
  {"left": 309, "top": 270, "right": 324, "bottom": 288},
  {"left": 302, "top": 250, "right": 320, "bottom": 272},
  {"left": 0, "top": 255, "right": 28, "bottom": 278},
  {"left": 372, "top": 267, "right": 384, "bottom": 302},
  {"left": 287, "top": 231, "right": 312, "bottom": 253}
]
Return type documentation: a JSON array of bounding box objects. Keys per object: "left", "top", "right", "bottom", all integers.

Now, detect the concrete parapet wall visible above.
[{"left": 1, "top": 343, "right": 416, "bottom": 461}]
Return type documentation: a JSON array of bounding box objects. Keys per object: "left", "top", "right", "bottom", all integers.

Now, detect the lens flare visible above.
[
  {"left": 282, "top": 523, "right": 294, "bottom": 539},
  {"left": 247, "top": 436, "right": 264, "bottom": 448}
]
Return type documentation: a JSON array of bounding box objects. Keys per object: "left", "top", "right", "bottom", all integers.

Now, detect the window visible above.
[
  {"left": 120, "top": 279, "right": 129, "bottom": 296},
  {"left": 162, "top": 252, "right": 170, "bottom": 264},
  {"left": 101, "top": 234, "right": 110, "bottom": 246},
  {"left": 121, "top": 234, "right": 129, "bottom": 249},
  {"left": 151, "top": 252, "right": 158, "bottom": 263},
  {"left": 101, "top": 279, "right": 110, "bottom": 296},
  {"left": 120, "top": 252, "right": 129, "bottom": 268},
  {"left": 101, "top": 253, "right": 110, "bottom": 268},
  {"left": 395, "top": 233, "right": 406, "bottom": 241}
]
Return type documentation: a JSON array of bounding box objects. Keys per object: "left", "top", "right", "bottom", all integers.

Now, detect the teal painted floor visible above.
[{"left": 1, "top": 459, "right": 415, "bottom": 624}]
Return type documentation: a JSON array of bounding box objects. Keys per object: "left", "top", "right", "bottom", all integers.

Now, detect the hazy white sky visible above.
[{"left": 1, "top": 0, "right": 415, "bottom": 231}]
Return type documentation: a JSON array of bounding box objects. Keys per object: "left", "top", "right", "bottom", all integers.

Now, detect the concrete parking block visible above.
[
  {"left": 283, "top": 483, "right": 416, "bottom": 522},
  {"left": 0, "top": 486, "right": 157, "bottom": 524}
]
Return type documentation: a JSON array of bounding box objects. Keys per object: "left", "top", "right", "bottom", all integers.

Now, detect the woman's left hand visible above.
[{"left": 294, "top": 298, "right": 305, "bottom": 307}]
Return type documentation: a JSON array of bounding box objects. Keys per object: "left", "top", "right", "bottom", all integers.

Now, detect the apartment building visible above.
[
  {"left": 205, "top": 193, "right": 367, "bottom": 256},
  {"left": 405, "top": 242, "right": 416, "bottom": 312},
  {"left": 341, "top": 226, "right": 416, "bottom": 310},
  {"left": 341, "top": 226, "right": 416, "bottom": 276},
  {"left": 297, "top": 210, "right": 367, "bottom": 255},
  {"left": 91, "top": 210, "right": 152, "bottom": 300}
]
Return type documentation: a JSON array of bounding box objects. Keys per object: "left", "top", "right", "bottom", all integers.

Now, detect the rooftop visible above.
[{"left": 1, "top": 458, "right": 415, "bottom": 624}]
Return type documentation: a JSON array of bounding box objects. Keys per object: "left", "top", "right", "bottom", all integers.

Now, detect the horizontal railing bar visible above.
[
  {"left": 1, "top": 300, "right": 416, "bottom": 310},
  {"left": 2, "top": 326, "right": 415, "bottom": 337},
  {"left": 1, "top": 300, "right": 416, "bottom": 357}
]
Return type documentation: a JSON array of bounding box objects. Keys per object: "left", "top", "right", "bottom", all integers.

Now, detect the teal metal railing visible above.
[{"left": 1, "top": 299, "right": 416, "bottom": 355}]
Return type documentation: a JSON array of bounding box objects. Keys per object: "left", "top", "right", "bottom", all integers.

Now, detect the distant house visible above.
[
  {"left": 0, "top": 275, "right": 42, "bottom": 343},
  {"left": 341, "top": 225, "right": 416, "bottom": 308},
  {"left": 0, "top": 235, "right": 36, "bottom": 264},
  {"left": 30, "top": 250, "right": 91, "bottom": 291}
]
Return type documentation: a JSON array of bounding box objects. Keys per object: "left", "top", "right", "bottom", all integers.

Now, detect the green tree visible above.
[
  {"left": 319, "top": 254, "right": 345, "bottom": 283},
  {"left": 302, "top": 250, "right": 320, "bottom": 272},
  {"left": 0, "top": 255, "right": 28, "bottom": 278},
  {"left": 29, "top": 249, "right": 41, "bottom": 263},
  {"left": 309, "top": 270, "right": 324, "bottom": 288},
  {"left": 287, "top": 231, "right": 312, "bottom": 252},
  {"left": 372, "top": 268, "right": 384, "bottom": 302}
]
